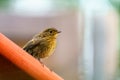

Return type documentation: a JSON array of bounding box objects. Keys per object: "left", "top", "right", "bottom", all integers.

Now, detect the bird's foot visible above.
[
  {"left": 40, "top": 61, "right": 45, "bottom": 67},
  {"left": 38, "top": 59, "right": 45, "bottom": 67}
]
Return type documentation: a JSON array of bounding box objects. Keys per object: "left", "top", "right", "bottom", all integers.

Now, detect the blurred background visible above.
[{"left": 0, "top": 0, "right": 119, "bottom": 80}]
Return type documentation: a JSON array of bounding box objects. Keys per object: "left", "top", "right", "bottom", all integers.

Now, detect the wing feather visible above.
[{"left": 23, "top": 38, "right": 40, "bottom": 51}]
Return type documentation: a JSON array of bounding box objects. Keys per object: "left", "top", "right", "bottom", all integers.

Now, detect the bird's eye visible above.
[{"left": 49, "top": 31, "right": 53, "bottom": 33}]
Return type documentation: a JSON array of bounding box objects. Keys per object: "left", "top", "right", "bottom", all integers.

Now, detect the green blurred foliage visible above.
[
  {"left": 53, "top": 0, "right": 79, "bottom": 10},
  {"left": 109, "top": 0, "right": 120, "bottom": 14},
  {"left": 109, "top": 0, "right": 120, "bottom": 79},
  {"left": 0, "top": 0, "right": 10, "bottom": 9}
]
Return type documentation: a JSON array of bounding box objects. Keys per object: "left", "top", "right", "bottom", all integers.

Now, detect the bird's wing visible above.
[{"left": 23, "top": 38, "right": 40, "bottom": 50}]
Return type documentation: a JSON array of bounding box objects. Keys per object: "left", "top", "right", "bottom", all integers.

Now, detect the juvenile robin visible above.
[{"left": 23, "top": 28, "right": 61, "bottom": 61}]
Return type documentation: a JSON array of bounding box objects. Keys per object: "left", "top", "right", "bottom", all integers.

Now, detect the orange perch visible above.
[{"left": 0, "top": 33, "right": 63, "bottom": 80}]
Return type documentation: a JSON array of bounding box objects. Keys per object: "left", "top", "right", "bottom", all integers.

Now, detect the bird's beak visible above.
[{"left": 57, "top": 31, "right": 61, "bottom": 33}]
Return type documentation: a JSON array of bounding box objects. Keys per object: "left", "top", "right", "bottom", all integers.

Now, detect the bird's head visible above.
[{"left": 41, "top": 28, "right": 61, "bottom": 38}]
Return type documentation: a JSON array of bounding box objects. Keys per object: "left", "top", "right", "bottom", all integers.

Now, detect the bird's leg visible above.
[
  {"left": 38, "top": 58, "right": 45, "bottom": 67},
  {"left": 37, "top": 58, "right": 53, "bottom": 72},
  {"left": 49, "top": 68, "right": 53, "bottom": 72}
]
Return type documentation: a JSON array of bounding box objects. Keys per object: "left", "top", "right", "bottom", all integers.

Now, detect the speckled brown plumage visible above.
[{"left": 23, "top": 28, "right": 61, "bottom": 60}]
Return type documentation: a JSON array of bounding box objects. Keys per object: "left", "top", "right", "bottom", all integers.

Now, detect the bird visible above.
[{"left": 23, "top": 28, "right": 61, "bottom": 61}]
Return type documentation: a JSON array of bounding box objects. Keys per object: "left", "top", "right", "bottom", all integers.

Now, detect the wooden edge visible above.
[{"left": 0, "top": 33, "right": 63, "bottom": 80}]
